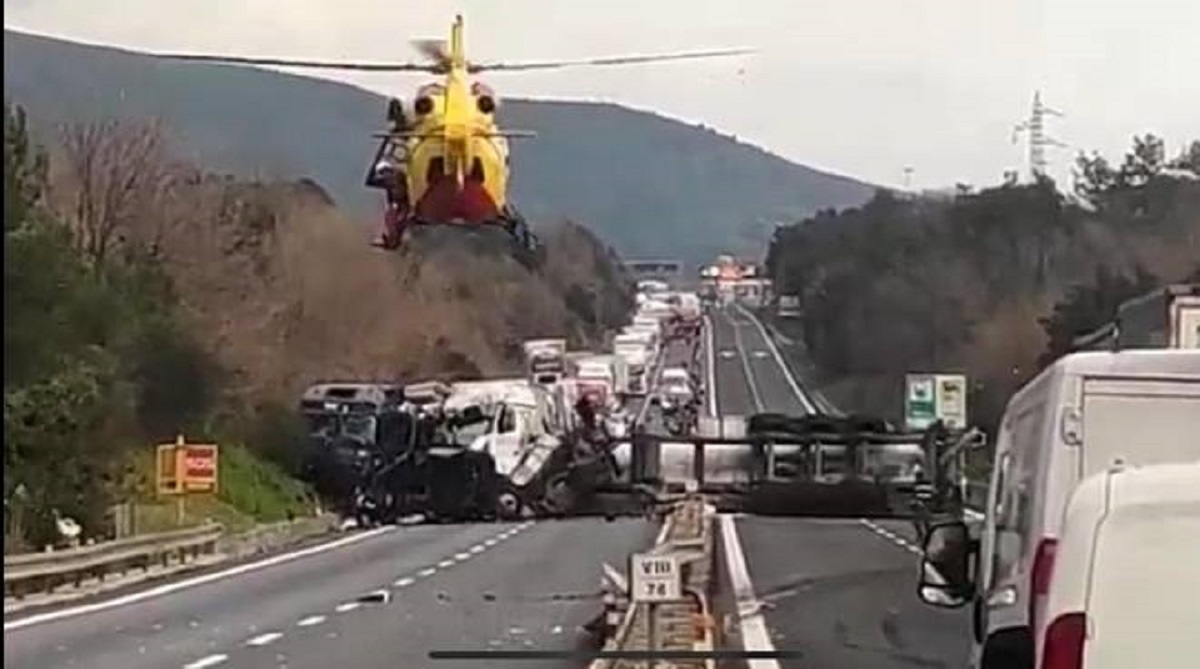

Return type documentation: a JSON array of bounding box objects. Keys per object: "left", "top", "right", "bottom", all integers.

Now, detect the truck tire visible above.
[
  {"left": 541, "top": 474, "right": 576, "bottom": 517},
  {"left": 496, "top": 485, "right": 525, "bottom": 521}
]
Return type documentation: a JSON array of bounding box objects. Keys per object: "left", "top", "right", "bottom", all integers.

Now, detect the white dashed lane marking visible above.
[
  {"left": 180, "top": 522, "right": 536, "bottom": 669},
  {"left": 245, "top": 632, "right": 283, "bottom": 647},
  {"left": 859, "top": 519, "right": 922, "bottom": 556},
  {"left": 183, "top": 654, "right": 229, "bottom": 669}
]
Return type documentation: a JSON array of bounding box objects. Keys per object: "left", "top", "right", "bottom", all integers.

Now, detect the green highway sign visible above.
[{"left": 905, "top": 373, "right": 968, "bottom": 430}]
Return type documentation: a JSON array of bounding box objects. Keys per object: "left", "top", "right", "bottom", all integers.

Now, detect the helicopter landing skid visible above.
[
  {"left": 495, "top": 207, "right": 540, "bottom": 253},
  {"left": 371, "top": 208, "right": 542, "bottom": 262}
]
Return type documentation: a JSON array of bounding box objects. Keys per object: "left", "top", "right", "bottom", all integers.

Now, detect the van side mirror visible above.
[{"left": 917, "top": 520, "right": 975, "bottom": 609}]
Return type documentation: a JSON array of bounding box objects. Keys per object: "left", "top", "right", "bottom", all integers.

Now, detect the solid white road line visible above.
[
  {"left": 734, "top": 303, "right": 815, "bottom": 413},
  {"left": 4, "top": 526, "right": 394, "bottom": 632},
  {"left": 703, "top": 312, "right": 718, "bottom": 418},
  {"left": 718, "top": 514, "right": 781, "bottom": 669},
  {"left": 183, "top": 654, "right": 229, "bottom": 669}
]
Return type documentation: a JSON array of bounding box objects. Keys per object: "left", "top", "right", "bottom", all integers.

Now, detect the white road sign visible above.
[{"left": 630, "top": 552, "right": 681, "bottom": 603}]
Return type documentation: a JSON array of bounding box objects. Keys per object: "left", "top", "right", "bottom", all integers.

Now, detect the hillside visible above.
[
  {"left": 3, "top": 29, "right": 874, "bottom": 265},
  {"left": 766, "top": 135, "right": 1200, "bottom": 431},
  {"left": 5, "top": 101, "right": 634, "bottom": 546}
]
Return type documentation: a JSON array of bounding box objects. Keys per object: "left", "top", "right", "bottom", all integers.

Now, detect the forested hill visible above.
[
  {"left": 766, "top": 136, "right": 1200, "bottom": 431},
  {"left": 4, "top": 29, "right": 875, "bottom": 265}
]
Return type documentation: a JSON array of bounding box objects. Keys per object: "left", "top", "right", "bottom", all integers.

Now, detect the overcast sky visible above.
[{"left": 5, "top": 0, "right": 1198, "bottom": 189}]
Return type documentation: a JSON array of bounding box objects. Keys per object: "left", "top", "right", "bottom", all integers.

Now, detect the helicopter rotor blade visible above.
[
  {"left": 153, "top": 52, "right": 442, "bottom": 73},
  {"left": 468, "top": 47, "right": 754, "bottom": 73},
  {"left": 411, "top": 39, "right": 452, "bottom": 68}
]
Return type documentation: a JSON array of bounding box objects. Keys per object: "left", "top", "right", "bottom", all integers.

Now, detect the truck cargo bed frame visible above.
[{"left": 602, "top": 413, "right": 983, "bottom": 520}]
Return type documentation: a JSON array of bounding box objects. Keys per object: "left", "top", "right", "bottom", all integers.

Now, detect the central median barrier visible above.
[{"left": 592, "top": 494, "right": 717, "bottom": 669}]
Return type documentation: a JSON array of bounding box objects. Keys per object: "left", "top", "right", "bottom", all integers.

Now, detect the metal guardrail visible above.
[{"left": 4, "top": 523, "right": 223, "bottom": 600}]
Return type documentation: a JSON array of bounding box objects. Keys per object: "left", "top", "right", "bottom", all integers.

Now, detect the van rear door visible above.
[
  {"left": 1080, "top": 377, "right": 1200, "bottom": 475},
  {"left": 1083, "top": 468, "right": 1200, "bottom": 668}
]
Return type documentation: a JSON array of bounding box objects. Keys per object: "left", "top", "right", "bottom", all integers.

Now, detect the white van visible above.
[
  {"left": 916, "top": 349, "right": 1200, "bottom": 668},
  {"left": 1036, "top": 461, "right": 1200, "bottom": 669}
]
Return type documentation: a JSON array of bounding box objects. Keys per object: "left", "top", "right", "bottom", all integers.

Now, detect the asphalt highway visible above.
[
  {"left": 6, "top": 336, "right": 687, "bottom": 669},
  {"left": 710, "top": 303, "right": 971, "bottom": 669},
  {"left": 709, "top": 305, "right": 811, "bottom": 417},
  {"left": 5, "top": 306, "right": 972, "bottom": 669},
  {"left": 5, "top": 518, "right": 655, "bottom": 669}
]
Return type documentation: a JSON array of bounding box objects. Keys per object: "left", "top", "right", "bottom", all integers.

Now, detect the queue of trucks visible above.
[{"left": 299, "top": 279, "right": 704, "bottom": 526}]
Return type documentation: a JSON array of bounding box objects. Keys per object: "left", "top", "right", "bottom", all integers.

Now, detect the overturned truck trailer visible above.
[{"left": 606, "top": 413, "right": 982, "bottom": 520}]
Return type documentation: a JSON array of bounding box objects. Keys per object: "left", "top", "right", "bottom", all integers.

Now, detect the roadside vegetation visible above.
[
  {"left": 4, "top": 103, "right": 314, "bottom": 551},
  {"left": 4, "top": 102, "right": 633, "bottom": 552},
  {"left": 766, "top": 135, "right": 1200, "bottom": 434}
]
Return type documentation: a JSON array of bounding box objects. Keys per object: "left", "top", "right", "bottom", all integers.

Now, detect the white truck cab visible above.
[
  {"left": 1036, "top": 461, "right": 1200, "bottom": 669},
  {"left": 916, "top": 349, "right": 1200, "bottom": 668},
  {"left": 445, "top": 380, "right": 565, "bottom": 490},
  {"left": 613, "top": 333, "right": 653, "bottom": 396},
  {"left": 575, "top": 358, "right": 618, "bottom": 410}
]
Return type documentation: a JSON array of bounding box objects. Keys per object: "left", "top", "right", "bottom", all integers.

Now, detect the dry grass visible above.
[{"left": 141, "top": 180, "right": 625, "bottom": 407}]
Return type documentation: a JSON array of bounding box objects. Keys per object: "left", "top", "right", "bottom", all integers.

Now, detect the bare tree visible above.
[{"left": 56, "top": 118, "right": 175, "bottom": 268}]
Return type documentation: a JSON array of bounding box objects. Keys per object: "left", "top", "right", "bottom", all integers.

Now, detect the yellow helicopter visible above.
[{"left": 157, "top": 15, "right": 753, "bottom": 252}]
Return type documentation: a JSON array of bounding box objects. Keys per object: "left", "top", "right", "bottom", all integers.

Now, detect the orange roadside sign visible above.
[{"left": 155, "top": 435, "right": 219, "bottom": 496}]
